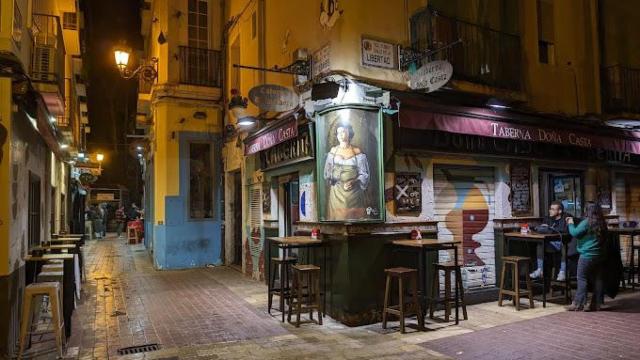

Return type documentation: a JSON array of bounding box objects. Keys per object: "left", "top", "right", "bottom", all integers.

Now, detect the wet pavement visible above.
[{"left": 22, "top": 234, "right": 640, "bottom": 359}]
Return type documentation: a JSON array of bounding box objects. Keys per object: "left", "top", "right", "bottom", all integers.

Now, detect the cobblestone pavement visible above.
[
  {"left": 24, "top": 234, "right": 635, "bottom": 359},
  {"left": 421, "top": 292, "right": 640, "bottom": 360}
]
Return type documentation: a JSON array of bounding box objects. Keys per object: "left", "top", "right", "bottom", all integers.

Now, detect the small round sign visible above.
[
  {"left": 407, "top": 60, "right": 453, "bottom": 92},
  {"left": 249, "top": 84, "right": 299, "bottom": 112}
]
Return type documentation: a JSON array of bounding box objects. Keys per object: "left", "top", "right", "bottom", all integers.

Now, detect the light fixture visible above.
[
  {"left": 604, "top": 118, "right": 640, "bottom": 131},
  {"left": 136, "top": 146, "right": 143, "bottom": 151},
  {"left": 49, "top": 116, "right": 57, "bottom": 123},
  {"left": 96, "top": 153, "right": 104, "bottom": 162},
  {"left": 77, "top": 152, "right": 85, "bottom": 159},
  {"left": 114, "top": 46, "right": 131, "bottom": 73},
  {"left": 487, "top": 98, "right": 509, "bottom": 110},
  {"left": 237, "top": 117, "right": 257, "bottom": 126},
  {"left": 137, "top": 153, "right": 143, "bottom": 158},
  {"left": 60, "top": 143, "right": 69, "bottom": 149},
  {"left": 113, "top": 44, "right": 158, "bottom": 82}
]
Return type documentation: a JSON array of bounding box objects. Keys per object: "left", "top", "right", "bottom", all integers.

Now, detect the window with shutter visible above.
[
  {"left": 537, "top": 0, "right": 555, "bottom": 64},
  {"left": 63, "top": 12, "right": 77, "bottom": 30}
]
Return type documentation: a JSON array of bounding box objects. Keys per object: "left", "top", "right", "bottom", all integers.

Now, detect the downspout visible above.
[{"left": 595, "top": 0, "right": 605, "bottom": 115}]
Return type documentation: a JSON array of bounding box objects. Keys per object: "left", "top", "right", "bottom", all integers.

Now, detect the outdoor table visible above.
[
  {"left": 607, "top": 227, "right": 640, "bottom": 289},
  {"left": 504, "top": 232, "right": 570, "bottom": 307},
  {"left": 24, "top": 253, "right": 77, "bottom": 338},
  {"left": 391, "top": 239, "right": 462, "bottom": 325},
  {"left": 266, "top": 236, "right": 326, "bottom": 321},
  {"left": 40, "top": 244, "right": 77, "bottom": 253}
]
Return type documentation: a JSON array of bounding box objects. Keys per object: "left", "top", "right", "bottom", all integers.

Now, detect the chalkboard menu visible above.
[
  {"left": 510, "top": 162, "right": 532, "bottom": 216},
  {"left": 395, "top": 173, "right": 422, "bottom": 215}
]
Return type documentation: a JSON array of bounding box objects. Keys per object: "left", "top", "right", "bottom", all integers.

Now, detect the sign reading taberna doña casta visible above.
[
  {"left": 248, "top": 84, "right": 299, "bottom": 112},
  {"left": 407, "top": 60, "right": 453, "bottom": 92},
  {"left": 244, "top": 119, "right": 299, "bottom": 155},
  {"left": 361, "top": 36, "right": 398, "bottom": 69}
]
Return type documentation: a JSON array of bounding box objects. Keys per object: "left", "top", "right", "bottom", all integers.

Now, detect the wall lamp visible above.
[{"left": 114, "top": 45, "right": 158, "bottom": 83}]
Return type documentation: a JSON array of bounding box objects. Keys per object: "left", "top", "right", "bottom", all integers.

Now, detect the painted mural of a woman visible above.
[{"left": 323, "top": 122, "right": 370, "bottom": 220}]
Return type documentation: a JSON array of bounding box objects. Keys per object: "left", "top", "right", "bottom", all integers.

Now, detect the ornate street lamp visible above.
[{"left": 113, "top": 45, "right": 158, "bottom": 83}]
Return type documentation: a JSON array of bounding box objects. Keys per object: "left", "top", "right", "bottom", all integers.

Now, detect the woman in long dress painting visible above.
[{"left": 323, "top": 122, "right": 370, "bottom": 220}]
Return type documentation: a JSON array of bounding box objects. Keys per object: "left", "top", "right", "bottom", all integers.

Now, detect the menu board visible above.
[
  {"left": 510, "top": 162, "right": 532, "bottom": 216},
  {"left": 395, "top": 173, "right": 422, "bottom": 214}
]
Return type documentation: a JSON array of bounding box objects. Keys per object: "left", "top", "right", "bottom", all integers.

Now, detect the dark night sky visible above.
[{"left": 83, "top": 0, "right": 142, "bottom": 200}]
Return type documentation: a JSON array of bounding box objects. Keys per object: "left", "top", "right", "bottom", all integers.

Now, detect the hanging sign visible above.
[
  {"left": 245, "top": 119, "right": 298, "bottom": 155},
  {"left": 249, "top": 84, "right": 299, "bottom": 112},
  {"left": 361, "top": 37, "right": 398, "bottom": 69},
  {"left": 407, "top": 60, "right": 453, "bottom": 92}
]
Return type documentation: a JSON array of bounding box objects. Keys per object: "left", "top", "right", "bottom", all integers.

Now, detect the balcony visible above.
[
  {"left": 410, "top": 8, "right": 522, "bottom": 91},
  {"left": 602, "top": 65, "right": 640, "bottom": 114},
  {"left": 31, "top": 14, "right": 66, "bottom": 116},
  {"left": 178, "top": 46, "right": 222, "bottom": 88}
]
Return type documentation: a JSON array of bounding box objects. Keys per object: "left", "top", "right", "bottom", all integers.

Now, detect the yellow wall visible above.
[
  {"left": 226, "top": 0, "right": 611, "bottom": 117},
  {"left": 152, "top": 102, "right": 222, "bottom": 223},
  {"left": 0, "top": 78, "right": 12, "bottom": 276}
]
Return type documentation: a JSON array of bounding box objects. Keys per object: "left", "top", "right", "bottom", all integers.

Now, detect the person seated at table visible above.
[
  {"left": 566, "top": 202, "right": 607, "bottom": 311},
  {"left": 530, "top": 201, "right": 570, "bottom": 281}
]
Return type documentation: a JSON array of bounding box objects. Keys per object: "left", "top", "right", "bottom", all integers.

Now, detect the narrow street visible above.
[{"left": 60, "top": 235, "right": 640, "bottom": 359}]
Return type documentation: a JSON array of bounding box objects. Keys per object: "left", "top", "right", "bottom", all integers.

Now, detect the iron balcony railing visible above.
[
  {"left": 602, "top": 65, "right": 640, "bottom": 114},
  {"left": 410, "top": 8, "right": 522, "bottom": 91},
  {"left": 178, "top": 46, "right": 222, "bottom": 88},
  {"left": 31, "top": 14, "right": 66, "bottom": 97}
]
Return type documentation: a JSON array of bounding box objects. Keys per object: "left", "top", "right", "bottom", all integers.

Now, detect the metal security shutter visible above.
[
  {"left": 248, "top": 185, "right": 262, "bottom": 259},
  {"left": 434, "top": 165, "right": 496, "bottom": 290}
]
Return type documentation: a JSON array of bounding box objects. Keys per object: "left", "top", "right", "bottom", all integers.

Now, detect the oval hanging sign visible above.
[
  {"left": 407, "top": 60, "right": 453, "bottom": 93},
  {"left": 249, "top": 84, "right": 299, "bottom": 112}
]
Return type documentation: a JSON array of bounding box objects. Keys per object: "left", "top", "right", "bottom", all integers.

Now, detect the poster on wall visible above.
[
  {"left": 395, "top": 173, "right": 422, "bottom": 215},
  {"left": 510, "top": 161, "right": 532, "bottom": 216},
  {"left": 316, "top": 106, "right": 384, "bottom": 222}
]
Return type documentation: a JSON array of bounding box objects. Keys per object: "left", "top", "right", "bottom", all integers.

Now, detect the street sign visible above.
[
  {"left": 361, "top": 37, "right": 398, "bottom": 69},
  {"left": 312, "top": 44, "right": 331, "bottom": 79},
  {"left": 248, "top": 84, "right": 299, "bottom": 112},
  {"left": 407, "top": 60, "right": 453, "bottom": 92}
]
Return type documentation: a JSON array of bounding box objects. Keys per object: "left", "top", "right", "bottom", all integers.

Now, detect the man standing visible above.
[
  {"left": 530, "top": 201, "right": 570, "bottom": 281},
  {"left": 115, "top": 205, "right": 127, "bottom": 238}
]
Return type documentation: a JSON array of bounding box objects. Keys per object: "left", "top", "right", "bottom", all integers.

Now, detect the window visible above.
[
  {"left": 188, "top": 0, "right": 208, "bottom": 48},
  {"left": 537, "top": 0, "right": 555, "bottom": 64},
  {"left": 28, "top": 173, "right": 41, "bottom": 249},
  {"left": 63, "top": 12, "right": 77, "bottom": 30},
  {"left": 189, "top": 143, "right": 213, "bottom": 219},
  {"left": 13, "top": 1, "right": 23, "bottom": 46}
]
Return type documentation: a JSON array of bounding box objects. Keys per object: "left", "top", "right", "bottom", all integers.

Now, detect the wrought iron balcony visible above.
[
  {"left": 178, "top": 46, "right": 222, "bottom": 88},
  {"left": 602, "top": 65, "right": 640, "bottom": 114},
  {"left": 410, "top": 8, "right": 522, "bottom": 91},
  {"left": 31, "top": 14, "right": 66, "bottom": 97}
]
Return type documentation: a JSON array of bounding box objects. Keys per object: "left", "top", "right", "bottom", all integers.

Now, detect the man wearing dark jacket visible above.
[{"left": 530, "top": 201, "right": 570, "bottom": 281}]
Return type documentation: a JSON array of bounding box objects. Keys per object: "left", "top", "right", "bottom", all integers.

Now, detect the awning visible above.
[
  {"left": 398, "top": 96, "right": 640, "bottom": 155},
  {"left": 243, "top": 108, "right": 304, "bottom": 155}
]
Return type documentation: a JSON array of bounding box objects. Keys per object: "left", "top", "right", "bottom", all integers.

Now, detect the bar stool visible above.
[
  {"left": 127, "top": 226, "right": 139, "bottom": 244},
  {"left": 382, "top": 267, "right": 424, "bottom": 333},
  {"left": 288, "top": 264, "right": 322, "bottom": 327},
  {"left": 18, "top": 282, "right": 65, "bottom": 359},
  {"left": 41, "top": 264, "right": 64, "bottom": 273},
  {"left": 499, "top": 256, "right": 535, "bottom": 310},
  {"left": 268, "top": 256, "right": 298, "bottom": 322},
  {"left": 429, "top": 263, "right": 468, "bottom": 322}
]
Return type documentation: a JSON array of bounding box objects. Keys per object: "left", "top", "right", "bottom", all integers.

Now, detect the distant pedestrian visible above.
[
  {"left": 566, "top": 202, "right": 607, "bottom": 311},
  {"left": 129, "top": 203, "right": 141, "bottom": 220},
  {"left": 115, "top": 205, "right": 126, "bottom": 238}
]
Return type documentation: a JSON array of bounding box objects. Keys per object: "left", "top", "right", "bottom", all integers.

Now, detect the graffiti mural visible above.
[{"left": 435, "top": 166, "right": 495, "bottom": 288}]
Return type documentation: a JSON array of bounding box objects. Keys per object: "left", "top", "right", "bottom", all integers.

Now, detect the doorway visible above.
[
  {"left": 280, "top": 176, "right": 299, "bottom": 237},
  {"left": 540, "top": 170, "right": 584, "bottom": 217},
  {"left": 232, "top": 171, "right": 242, "bottom": 266},
  {"left": 28, "top": 172, "right": 41, "bottom": 249}
]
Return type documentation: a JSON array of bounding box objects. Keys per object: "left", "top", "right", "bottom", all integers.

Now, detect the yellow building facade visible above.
[
  {"left": 0, "top": 0, "right": 88, "bottom": 355},
  {"left": 137, "top": 0, "right": 225, "bottom": 269},
  {"left": 223, "top": 0, "right": 640, "bottom": 325}
]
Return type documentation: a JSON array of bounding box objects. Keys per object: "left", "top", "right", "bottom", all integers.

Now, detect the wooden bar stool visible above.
[
  {"left": 127, "top": 226, "right": 139, "bottom": 244},
  {"left": 268, "top": 256, "right": 298, "bottom": 322},
  {"left": 18, "top": 282, "right": 65, "bottom": 359},
  {"left": 429, "top": 263, "right": 468, "bottom": 322},
  {"left": 499, "top": 256, "right": 535, "bottom": 310},
  {"left": 288, "top": 264, "right": 322, "bottom": 327},
  {"left": 382, "top": 267, "right": 424, "bottom": 333}
]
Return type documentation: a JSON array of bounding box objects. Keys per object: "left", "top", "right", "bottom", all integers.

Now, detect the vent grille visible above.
[{"left": 117, "top": 343, "right": 160, "bottom": 355}]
